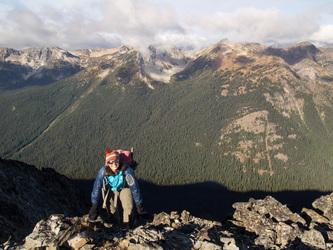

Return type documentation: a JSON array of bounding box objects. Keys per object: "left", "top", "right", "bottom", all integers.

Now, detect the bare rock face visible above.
[
  {"left": 231, "top": 195, "right": 333, "bottom": 249},
  {"left": 0, "top": 158, "right": 90, "bottom": 244},
  {"left": 312, "top": 193, "right": 333, "bottom": 221},
  {"left": 136, "top": 45, "right": 191, "bottom": 83},
  {"left": 0, "top": 45, "right": 192, "bottom": 89},
  {"left": 264, "top": 42, "right": 333, "bottom": 83}
]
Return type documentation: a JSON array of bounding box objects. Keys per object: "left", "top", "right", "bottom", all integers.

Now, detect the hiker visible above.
[{"left": 88, "top": 150, "right": 148, "bottom": 227}]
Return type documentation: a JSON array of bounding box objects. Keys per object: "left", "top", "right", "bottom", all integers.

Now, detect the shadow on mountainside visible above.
[{"left": 71, "top": 179, "right": 331, "bottom": 222}]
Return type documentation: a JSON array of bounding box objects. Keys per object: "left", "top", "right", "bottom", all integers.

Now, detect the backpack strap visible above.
[
  {"left": 122, "top": 164, "right": 128, "bottom": 189},
  {"left": 102, "top": 175, "right": 121, "bottom": 210},
  {"left": 113, "top": 190, "right": 119, "bottom": 209},
  {"left": 102, "top": 176, "right": 110, "bottom": 209}
]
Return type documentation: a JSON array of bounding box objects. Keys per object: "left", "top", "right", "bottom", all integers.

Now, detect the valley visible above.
[{"left": 1, "top": 40, "right": 333, "bottom": 192}]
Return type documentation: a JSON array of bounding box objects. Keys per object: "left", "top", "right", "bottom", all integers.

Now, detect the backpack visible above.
[{"left": 115, "top": 148, "right": 138, "bottom": 170}]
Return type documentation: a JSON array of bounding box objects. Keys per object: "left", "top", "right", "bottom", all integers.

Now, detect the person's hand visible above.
[{"left": 88, "top": 203, "right": 98, "bottom": 221}]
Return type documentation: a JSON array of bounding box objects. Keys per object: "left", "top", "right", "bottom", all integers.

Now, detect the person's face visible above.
[{"left": 107, "top": 159, "right": 119, "bottom": 171}]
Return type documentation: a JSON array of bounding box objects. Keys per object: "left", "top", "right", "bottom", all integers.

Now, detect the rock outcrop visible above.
[
  {"left": 0, "top": 158, "right": 90, "bottom": 244},
  {"left": 2, "top": 193, "right": 331, "bottom": 249},
  {"left": 232, "top": 195, "right": 333, "bottom": 249},
  {"left": 1, "top": 158, "right": 332, "bottom": 249}
]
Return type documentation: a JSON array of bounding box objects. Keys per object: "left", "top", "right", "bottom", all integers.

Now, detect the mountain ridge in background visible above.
[{"left": 1, "top": 40, "right": 333, "bottom": 192}]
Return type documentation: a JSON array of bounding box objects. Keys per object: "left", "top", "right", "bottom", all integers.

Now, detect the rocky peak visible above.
[
  {"left": 264, "top": 42, "right": 333, "bottom": 82},
  {"left": 266, "top": 41, "right": 320, "bottom": 65},
  {"left": 0, "top": 44, "right": 191, "bottom": 88},
  {"left": 192, "top": 39, "right": 264, "bottom": 60},
  {"left": 136, "top": 45, "right": 191, "bottom": 83},
  {"left": 1, "top": 41, "right": 332, "bottom": 89},
  {"left": 179, "top": 40, "right": 332, "bottom": 84},
  {"left": 0, "top": 47, "right": 84, "bottom": 88},
  {"left": 192, "top": 40, "right": 230, "bottom": 59},
  {"left": 0, "top": 48, "right": 19, "bottom": 60},
  {"left": 4, "top": 47, "right": 80, "bottom": 69},
  {"left": 70, "top": 45, "right": 135, "bottom": 59},
  {"left": 174, "top": 40, "right": 270, "bottom": 81}
]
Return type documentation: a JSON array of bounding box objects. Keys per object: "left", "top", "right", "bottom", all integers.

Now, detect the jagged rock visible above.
[
  {"left": 7, "top": 191, "right": 332, "bottom": 249},
  {"left": 0, "top": 159, "right": 90, "bottom": 244},
  {"left": 194, "top": 241, "right": 222, "bottom": 250},
  {"left": 1, "top": 158, "right": 333, "bottom": 249},
  {"left": 13, "top": 211, "right": 224, "bottom": 249},
  {"left": 181, "top": 210, "right": 191, "bottom": 224},
  {"left": 301, "top": 228, "right": 326, "bottom": 249},
  {"left": 253, "top": 229, "right": 276, "bottom": 248},
  {"left": 23, "top": 214, "right": 65, "bottom": 249},
  {"left": 302, "top": 207, "right": 330, "bottom": 225},
  {"left": 152, "top": 211, "right": 171, "bottom": 226},
  {"left": 275, "top": 222, "right": 303, "bottom": 246},
  {"left": 66, "top": 231, "right": 91, "bottom": 250},
  {"left": 231, "top": 195, "right": 306, "bottom": 247},
  {"left": 231, "top": 195, "right": 333, "bottom": 249},
  {"left": 218, "top": 237, "right": 238, "bottom": 250},
  {"left": 312, "top": 193, "right": 333, "bottom": 221},
  {"left": 132, "top": 225, "right": 165, "bottom": 242}
]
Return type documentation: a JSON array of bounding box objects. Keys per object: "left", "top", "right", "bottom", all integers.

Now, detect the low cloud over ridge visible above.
[{"left": 0, "top": 0, "right": 332, "bottom": 50}]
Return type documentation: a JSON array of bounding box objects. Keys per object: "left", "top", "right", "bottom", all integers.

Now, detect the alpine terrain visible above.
[
  {"left": 1, "top": 40, "right": 333, "bottom": 192},
  {"left": 1, "top": 158, "right": 333, "bottom": 249}
]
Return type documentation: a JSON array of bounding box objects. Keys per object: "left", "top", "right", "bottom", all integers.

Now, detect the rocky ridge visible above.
[
  {"left": 2, "top": 40, "right": 332, "bottom": 89},
  {"left": 5, "top": 193, "right": 333, "bottom": 249},
  {"left": 0, "top": 158, "right": 90, "bottom": 244},
  {"left": 0, "top": 44, "right": 191, "bottom": 88},
  {"left": 1, "top": 158, "right": 333, "bottom": 249}
]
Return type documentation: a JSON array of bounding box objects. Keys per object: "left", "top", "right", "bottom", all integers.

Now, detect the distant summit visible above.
[
  {"left": 0, "top": 44, "right": 191, "bottom": 89},
  {"left": 1, "top": 41, "right": 332, "bottom": 89}
]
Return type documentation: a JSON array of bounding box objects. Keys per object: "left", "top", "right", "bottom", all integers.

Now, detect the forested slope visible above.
[{"left": 1, "top": 41, "right": 333, "bottom": 192}]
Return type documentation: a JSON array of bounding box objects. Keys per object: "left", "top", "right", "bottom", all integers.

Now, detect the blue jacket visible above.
[{"left": 91, "top": 164, "right": 143, "bottom": 206}]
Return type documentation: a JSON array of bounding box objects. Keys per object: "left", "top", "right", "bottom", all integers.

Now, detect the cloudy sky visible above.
[{"left": 0, "top": 0, "right": 332, "bottom": 51}]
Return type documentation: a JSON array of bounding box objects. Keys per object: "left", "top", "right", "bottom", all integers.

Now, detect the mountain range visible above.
[{"left": 1, "top": 40, "right": 333, "bottom": 192}]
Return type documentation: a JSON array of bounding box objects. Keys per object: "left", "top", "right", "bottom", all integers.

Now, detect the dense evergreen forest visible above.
[{"left": 1, "top": 53, "right": 333, "bottom": 193}]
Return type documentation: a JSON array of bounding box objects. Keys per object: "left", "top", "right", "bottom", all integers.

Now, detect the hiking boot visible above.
[
  {"left": 122, "top": 222, "right": 130, "bottom": 231},
  {"left": 136, "top": 204, "right": 149, "bottom": 219},
  {"left": 89, "top": 215, "right": 102, "bottom": 223}
]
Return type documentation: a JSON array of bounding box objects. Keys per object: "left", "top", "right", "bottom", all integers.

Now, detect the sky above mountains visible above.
[{"left": 0, "top": 0, "right": 332, "bottom": 51}]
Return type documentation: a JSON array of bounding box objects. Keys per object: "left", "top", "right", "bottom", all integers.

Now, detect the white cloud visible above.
[
  {"left": 0, "top": 0, "right": 332, "bottom": 50},
  {"left": 98, "top": 0, "right": 183, "bottom": 44},
  {"left": 184, "top": 7, "right": 320, "bottom": 44},
  {"left": 0, "top": 7, "right": 54, "bottom": 48},
  {"left": 153, "top": 31, "right": 209, "bottom": 50},
  {"left": 311, "top": 25, "right": 333, "bottom": 44}
]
